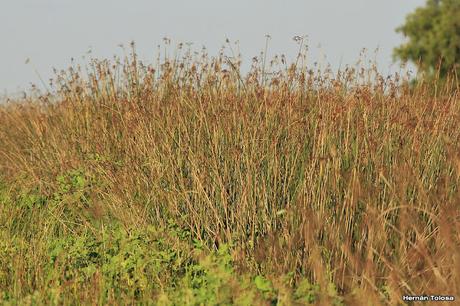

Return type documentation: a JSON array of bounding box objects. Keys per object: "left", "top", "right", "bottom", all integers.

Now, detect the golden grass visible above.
[{"left": 0, "top": 42, "right": 459, "bottom": 304}]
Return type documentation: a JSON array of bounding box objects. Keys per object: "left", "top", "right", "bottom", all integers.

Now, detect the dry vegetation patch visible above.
[{"left": 0, "top": 43, "right": 459, "bottom": 305}]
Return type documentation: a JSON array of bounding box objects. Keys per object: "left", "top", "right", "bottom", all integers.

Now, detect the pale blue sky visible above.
[{"left": 1, "top": 0, "right": 425, "bottom": 95}]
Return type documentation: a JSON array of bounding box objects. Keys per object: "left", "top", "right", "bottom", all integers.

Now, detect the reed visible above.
[{"left": 0, "top": 42, "right": 459, "bottom": 305}]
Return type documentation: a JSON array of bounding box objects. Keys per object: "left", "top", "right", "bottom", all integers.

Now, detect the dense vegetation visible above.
[
  {"left": 394, "top": 0, "right": 460, "bottom": 78},
  {"left": 1, "top": 43, "right": 459, "bottom": 305}
]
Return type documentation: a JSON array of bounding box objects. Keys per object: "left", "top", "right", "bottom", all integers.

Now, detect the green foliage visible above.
[
  {"left": 45, "top": 225, "right": 189, "bottom": 303},
  {"left": 254, "top": 275, "right": 276, "bottom": 302},
  {"left": 1, "top": 180, "right": 328, "bottom": 305},
  {"left": 394, "top": 0, "right": 460, "bottom": 78},
  {"left": 294, "top": 279, "right": 320, "bottom": 304}
]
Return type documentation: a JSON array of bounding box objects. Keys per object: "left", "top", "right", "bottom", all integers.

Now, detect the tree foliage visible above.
[{"left": 394, "top": 0, "right": 460, "bottom": 78}]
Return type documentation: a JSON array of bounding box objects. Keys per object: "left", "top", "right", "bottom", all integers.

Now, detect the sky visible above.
[{"left": 1, "top": 0, "right": 426, "bottom": 96}]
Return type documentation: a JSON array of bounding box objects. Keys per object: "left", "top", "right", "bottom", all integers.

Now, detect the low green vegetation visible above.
[{"left": 0, "top": 172, "right": 342, "bottom": 305}]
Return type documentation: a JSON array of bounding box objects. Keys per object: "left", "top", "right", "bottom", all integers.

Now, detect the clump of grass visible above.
[{"left": 0, "top": 41, "right": 459, "bottom": 305}]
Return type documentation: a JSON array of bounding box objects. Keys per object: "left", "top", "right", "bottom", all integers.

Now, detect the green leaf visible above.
[{"left": 254, "top": 275, "right": 273, "bottom": 292}]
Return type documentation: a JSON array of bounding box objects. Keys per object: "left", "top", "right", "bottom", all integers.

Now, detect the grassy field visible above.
[{"left": 0, "top": 43, "right": 459, "bottom": 305}]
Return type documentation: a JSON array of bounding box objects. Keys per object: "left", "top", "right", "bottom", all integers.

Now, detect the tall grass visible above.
[{"left": 0, "top": 42, "right": 459, "bottom": 305}]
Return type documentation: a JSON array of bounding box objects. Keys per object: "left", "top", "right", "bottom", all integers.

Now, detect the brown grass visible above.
[{"left": 0, "top": 42, "right": 459, "bottom": 304}]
